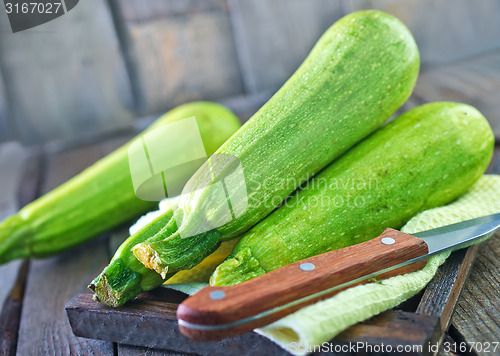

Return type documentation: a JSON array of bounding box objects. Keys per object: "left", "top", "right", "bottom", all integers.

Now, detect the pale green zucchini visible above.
[
  {"left": 132, "top": 12, "right": 419, "bottom": 277},
  {"left": 0, "top": 102, "right": 241, "bottom": 264},
  {"left": 210, "top": 102, "right": 494, "bottom": 286}
]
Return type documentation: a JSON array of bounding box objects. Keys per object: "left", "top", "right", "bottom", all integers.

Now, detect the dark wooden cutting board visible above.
[{"left": 65, "top": 243, "right": 481, "bottom": 355}]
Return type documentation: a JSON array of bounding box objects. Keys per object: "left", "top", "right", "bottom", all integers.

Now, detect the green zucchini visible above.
[
  {"left": 132, "top": 11, "right": 419, "bottom": 277},
  {"left": 210, "top": 102, "right": 494, "bottom": 286},
  {"left": 0, "top": 102, "right": 241, "bottom": 264},
  {"left": 91, "top": 10, "right": 420, "bottom": 306},
  {"left": 90, "top": 206, "right": 178, "bottom": 306}
]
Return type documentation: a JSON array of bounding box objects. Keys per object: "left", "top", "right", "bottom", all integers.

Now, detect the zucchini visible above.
[
  {"left": 132, "top": 12, "right": 419, "bottom": 277},
  {"left": 0, "top": 102, "right": 241, "bottom": 264},
  {"left": 91, "top": 207, "right": 178, "bottom": 306},
  {"left": 210, "top": 102, "right": 494, "bottom": 286}
]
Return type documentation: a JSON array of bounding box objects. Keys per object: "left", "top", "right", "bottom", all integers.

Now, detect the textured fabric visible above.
[{"left": 132, "top": 175, "right": 500, "bottom": 355}]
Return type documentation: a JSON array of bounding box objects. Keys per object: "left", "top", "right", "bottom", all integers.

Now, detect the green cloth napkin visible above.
[{"left": 163, "top": 175, "right": 500, "bottom": 355}]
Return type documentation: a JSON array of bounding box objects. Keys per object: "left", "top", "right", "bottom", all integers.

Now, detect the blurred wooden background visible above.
[{"left": 0, "top": 0, "right": 499, "bottom": 144}]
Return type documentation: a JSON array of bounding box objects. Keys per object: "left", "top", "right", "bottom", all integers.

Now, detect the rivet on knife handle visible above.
[{"left": 177, "top": 228, "right": 428, "bottom": 340}]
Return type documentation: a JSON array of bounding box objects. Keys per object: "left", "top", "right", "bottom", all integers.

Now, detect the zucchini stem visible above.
[
  {"left": 90, "top": 209, "right": 177, "bottom": 307},
  {"left": 132, "top": 228, "right": 222, "bottom": 278}
]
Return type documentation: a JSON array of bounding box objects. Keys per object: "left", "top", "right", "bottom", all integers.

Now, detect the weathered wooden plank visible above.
[
  {"left": 66, "top": 290, "right": 289, "bottom": 356},
  {"left": 113, "top": 0, "right": 244, "bottom": 115},
  {"left": 416, "top": 247, "right": 479, "bottom": 334},
  {"left": 335, "top": 310, "right": 439, "bottom": 354},
  {"left": 452, "top": 235, "right": 500, "bottom": 355},
  {"left": 0, "top": 0, "right": 133, "bottom": 144},
  {"left": 0, "top": 261, "right": 28, "bottom": 356},
  {"left": 0, "top": 147, "right": 42, "bottom": 355},
  {"left": 117, "top": 344, "right": 189, "bottom": 356},
  {"left": 16, "top": 144, "right": 114, "bottom": 355},
  {"left": 0, "top": 258, "right": 24, "bottom": 326},
  {"left": 347, "top": 0, "right": 500, "bottom": 65},
  {"left": 0, "top": 142, "right": 29, "bottom": 318},
  {"left": 411, "top": 49, "right": 500, "bottom": 139},
  {"left": 228, "top": 0, "right": 344, "bottom": 93},
  {"left": 450, "top": 148, "right": 500, "bottom": 354},
  {"left": 0, "top": 70, "right": 10, "bottom": 142},
  {"left": 16, "top": 239, "right": 115, "bottom": 355}
]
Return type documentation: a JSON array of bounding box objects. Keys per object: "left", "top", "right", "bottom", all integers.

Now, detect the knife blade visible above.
[{"left": 177, "top": 213, "right": 500, "bottom": 340}]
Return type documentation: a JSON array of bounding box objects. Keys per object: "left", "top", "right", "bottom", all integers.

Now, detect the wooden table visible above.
[{"left": 0, "top": 138, "right": 499, "bottom": 356}]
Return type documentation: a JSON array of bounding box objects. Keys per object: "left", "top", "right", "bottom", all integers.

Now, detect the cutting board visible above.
[{"left": 65, "top": 244, "right": 480, "bottom": 355}]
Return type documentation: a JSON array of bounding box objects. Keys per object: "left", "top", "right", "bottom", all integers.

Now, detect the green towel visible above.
[{"left": 164, "top": 175, "right": 500, "bottom": 355}]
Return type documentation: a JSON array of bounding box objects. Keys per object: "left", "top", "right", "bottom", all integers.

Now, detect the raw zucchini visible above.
[
  {"left": 210, "top": 102, "right": 494, "bottom": 286},
  {"left": 90, "top": 206, "right": 178, "bottom": 306},
  {"left": 0, "top": 102, "right": 241, "bottom": 264},
  {"left": 133, "top": 11, "right": 419, "bottom": 277}
]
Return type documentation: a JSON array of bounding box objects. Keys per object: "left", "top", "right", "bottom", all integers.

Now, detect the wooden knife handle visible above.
[{"left": 177, "top": 228, "right": 428, "bottom": 340}]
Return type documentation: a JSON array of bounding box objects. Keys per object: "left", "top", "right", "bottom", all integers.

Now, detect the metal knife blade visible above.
[{"left": 413, "top": 213, "right": 500, "bottom": 255}]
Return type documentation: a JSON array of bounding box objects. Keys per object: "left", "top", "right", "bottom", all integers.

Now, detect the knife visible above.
[{"left": 177, "top": 213, "right": 500, "bottom": 340}]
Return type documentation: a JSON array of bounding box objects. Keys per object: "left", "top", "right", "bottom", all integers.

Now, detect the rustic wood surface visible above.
[
  {"left": 116, "top": 344, "right": 188, "bottom": 356},
  {"left": 445, "top": 148, "right": 500, "bottom": 355},
  {"left": 334, "top": 310, "right": 440, "bottom": 354},
  {"left": 0, "top": 260, "right": 28, "bottom": 356},
  {"left": 417, "top": 246, "right": 479, "bottom": 333},
  {"left": 66, "top": 290, "right": 288, "bottom": 355},
  {"left": 452, "top": 235, "right": 500, "bottom": 355}
]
